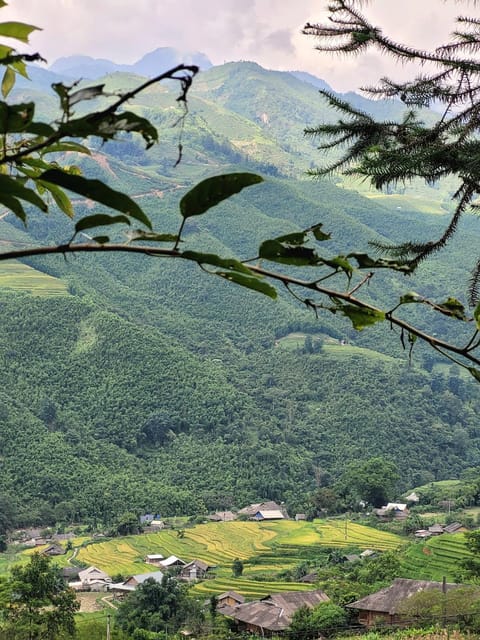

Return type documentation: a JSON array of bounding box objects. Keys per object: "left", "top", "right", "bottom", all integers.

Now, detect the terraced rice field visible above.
[
  {"left": 401, "top": 534, "right": 472, "bottom": 581},
  {"left": 77, "top": 519, "right": 402, "bottom": 592},
  {"left": 190, "top": 576, "right": 314, "bottom": 598},
  {"left": 0, "top": 262, "right": 68, "bottom": 296}
]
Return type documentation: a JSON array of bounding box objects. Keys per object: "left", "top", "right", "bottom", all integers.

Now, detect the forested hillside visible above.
[{"left": 0, "top": 59, "right": 478, "bottom": 528}]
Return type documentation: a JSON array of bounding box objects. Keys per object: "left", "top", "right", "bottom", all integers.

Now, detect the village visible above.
[{"left": 5, "top": 496, "right": 479, "bottom": 637}]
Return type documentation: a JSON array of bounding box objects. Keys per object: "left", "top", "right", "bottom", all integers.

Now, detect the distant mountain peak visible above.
[{"left": 48, "top": 48, "right": 213, "bottom": 80}]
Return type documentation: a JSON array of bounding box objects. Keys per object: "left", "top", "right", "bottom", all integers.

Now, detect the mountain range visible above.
[{"left": 0, "top": 53, "right": 478, "bottom": 530}]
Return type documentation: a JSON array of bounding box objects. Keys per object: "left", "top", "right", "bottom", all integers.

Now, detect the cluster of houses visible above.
[
  {"left": 64, "top": 553, "right": 215, "bottom": 595},
  {"left": 200, "top": 501, "right": 292, "bottom": 523},
  {"left": 216, "top": 589, "right": 330, "bottom": 635},
  {"left": 15, "top": 497, "right": 475, "bottom": 636},
  {"left": 214, "top": 577, "right": 472, "bottom": 636}
]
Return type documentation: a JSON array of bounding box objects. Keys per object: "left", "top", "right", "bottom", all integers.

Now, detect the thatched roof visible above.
[
  {"left": 347, "top": 578, "right": 463, "bottom": 615},
  {"left": 221, "top": 589, "right": 329, "bottom": 632}
]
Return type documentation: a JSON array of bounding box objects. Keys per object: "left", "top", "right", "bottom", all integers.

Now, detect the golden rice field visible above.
[
  {"left": 0, "top": 262, "right": 68, "bottom": 296},
  {"left": 76, "top": 519, "right": 402, "bottom": 596}
]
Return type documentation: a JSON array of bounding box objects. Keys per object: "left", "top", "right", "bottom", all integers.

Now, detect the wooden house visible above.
[
  {"left": 179, "top": 559, "right": 212, "bottom": 581},
  {"left": 347, "top": 578, "right": 463, "bottom": 628},
  {"left": 109, "top": 571, "right": 164, "bottom": 598},
  {"left": 145, "top": 553, "right": 164, "bottom": 566},
  {"left": 238, "top": 501, "right": 289, "bottom": 519},
  {"left": 217, "top": 591, "right": 245, "bottom": 608},
  {"left": 219, "top": 589, "right": 329, "bottom": 636}
]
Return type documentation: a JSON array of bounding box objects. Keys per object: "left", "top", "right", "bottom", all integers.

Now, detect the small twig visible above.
[{"left": 347, "top": 272, "right": 373, "bottom": 296}]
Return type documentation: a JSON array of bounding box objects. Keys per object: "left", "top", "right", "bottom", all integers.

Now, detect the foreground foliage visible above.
[{"left": 0, "top": 553, "right": 78, "bottom": 640}]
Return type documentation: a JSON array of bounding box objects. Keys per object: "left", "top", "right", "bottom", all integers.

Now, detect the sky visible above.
[{"left": 0, "top": 1, "right": 473, "bottom": 92}]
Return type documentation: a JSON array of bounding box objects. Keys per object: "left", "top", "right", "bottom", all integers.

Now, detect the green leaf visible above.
[
  {"left": 274, "top": 231, "right": 308, "bottom": 245},
  {"left": 180, "top": 172, "right": 263, "bottom": 218},
  {"left": 69, "top": 84, "right": 105, "bottom": 106},
  {"left": 400, "top": 291, "right": 423, "bottom": 304},
  {"left": 337, "top": 304, "right": 385, "bottom": 330},
  {"left": 0, "top": 192, "right": 26, "bottom": 223},
  {"left": 182, "top": 251, "right": 254, "bottom": 276},
  {"left": 436, "top": 297, "right": 466, "bottom": 320},
  {"left": 11, "top": 59, "right": 27, "bottom": 79},
  {"left": 474, "top": 303, "right": 480, "bottom": 330},
  {"left": 41, "top": 141, "right": 91, "bottom": 155},
  {"left": 129, "top": 231, "right": 179, "bottom": 243},
  {"left": 311, "top": 223, "right": 331, "bottom": 241},
  {"left": 322, "top": 255, "right": 354, "bottom": 276},
  {"left": 25, "top": 122, "right": 55, "bottom": 137},
  {"left": 349, "top": 252, "right": 414, "bottom": 273},
  {"left": 39, "top": 169, "right": 152, "bottom": 229},
  {"left": 59, "top": 111, "right": 158, "bottom": 149},
  {"left": 468, "top": 367, "right": 480, "bottom": 383},
  {"left": 259, "top": 239, "right": 320, "bottom": 266},
  {"left": 0, "top": 21, "right": 39, "bottom": 43},
  {"left": 74, "top": 214, "right": 131, "bottom": 235},
  {"left": 38, "top": 182, "right": 74, "bottom": 218},
  {"left": 1, "top": 65, "right": 14, "bottom": 98},
  {"left": 217, "top": 271, "right": 277, "bottom": 299},
  {"left": 0, "top": 101, "right": 34, "bottom": 133},
  {"left": 0, "top": 174, "right": 47, "bottom": 211}
]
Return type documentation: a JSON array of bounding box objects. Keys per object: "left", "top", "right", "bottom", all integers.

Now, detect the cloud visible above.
[{"left": 0, "top": 0, "right": 477, "bottom": 91}]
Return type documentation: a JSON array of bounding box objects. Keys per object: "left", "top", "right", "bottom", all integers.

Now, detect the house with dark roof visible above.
[
  {"left": 347, "top": 578, "right": 464, "bottom": 628},
  {"left": 443, "top": 522, "right": 467, "bottom": 534},
  {"left": 178, "top": 559, "right": 213, "bottom": 581},
  {"left": 208, "top": 511, "right": 236, "bottom": 522},
  {"left": 217, "top": 591, "right": 245, "bottom": 608},
  {"left": 219, "top": 589, "right": 329, "bottom": 636},
  {"left": 43, "top": 543, "right": 65, "bottom": 556}
]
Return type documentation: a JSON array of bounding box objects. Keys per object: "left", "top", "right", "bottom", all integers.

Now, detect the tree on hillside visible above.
[
  {"left": 232, "top": 557, "right": 244, "bottom": 577},
  {"left": 461, "top": 530, "right": 480, "bottom": 578},
  {"left": 3, "top": 2, "right": 480, "bottom": 375},
  {"left": 289, "top": 602, "right": 348, "bottom": 639},
  {"left": 115, "top": 575, "right": 200, "bottom": 636},
  {"left": 335, "top": 457, "right": 399, "bottom": 508},
  {"left": 0, "top": 553, "right": 78, "bottom": 640}
]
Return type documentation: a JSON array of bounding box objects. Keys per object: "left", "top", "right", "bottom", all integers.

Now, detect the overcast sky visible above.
[{"left": 1, "top": 1, "right": 474, "bottom": 91}]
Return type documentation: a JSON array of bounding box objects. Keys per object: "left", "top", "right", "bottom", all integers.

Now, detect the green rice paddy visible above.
[
  {"left": 75, "top": 519, "right": 403, "bottom": 598},
  {"left": 0, "top": 262, "right": 68, "bottom": 296}
]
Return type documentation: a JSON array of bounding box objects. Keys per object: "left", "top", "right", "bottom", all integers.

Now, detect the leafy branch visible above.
[
  {"left": 303, "top": 0, "right": 480, "bottom": 301},
  {"left": 1, "top": 2, "right": 480, "bottom": 380}
]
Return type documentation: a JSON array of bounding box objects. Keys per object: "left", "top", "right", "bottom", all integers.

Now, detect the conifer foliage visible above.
[{"left": 304, "top": 1, "right": 480, "bottom": 294}]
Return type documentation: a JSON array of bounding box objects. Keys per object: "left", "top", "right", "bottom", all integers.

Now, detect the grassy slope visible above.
[{"left": 401, "top": 533, "right": 472, "bottom": 582}]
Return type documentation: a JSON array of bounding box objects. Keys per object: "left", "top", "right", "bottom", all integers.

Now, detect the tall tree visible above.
[
  {"left": 336, "top": 457, "right": 399, "bottom": 508},
  {"left": 115, "top": 575, "right": 193, "bottom": 635},
  {"left": 0, "top": 553, "right": 78, "bottom": 640}
]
